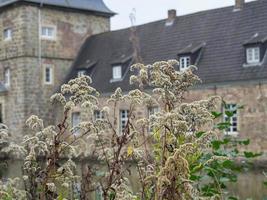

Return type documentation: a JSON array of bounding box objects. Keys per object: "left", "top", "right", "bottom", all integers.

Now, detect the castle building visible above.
[
  {"left": 67, "top": 0, "right": 267, "bottom": 155},
  {"left": 0, "top": 0, "right": 266, "bottom": 156},
  {"left": 0, "top": 0, "right": 114, "bottom": 138}
]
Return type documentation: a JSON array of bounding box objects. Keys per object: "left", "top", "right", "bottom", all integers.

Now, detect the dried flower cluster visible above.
[{"left": 0, "top": 60, "right": 253, "bottom": 200}]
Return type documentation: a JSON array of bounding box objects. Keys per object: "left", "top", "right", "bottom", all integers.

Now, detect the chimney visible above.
[
  {"left": 234, "top": 0, "right": 245, "bottom": 10},
  {"left": 166, "top": 9, "right": 176, "bottom": 26}
]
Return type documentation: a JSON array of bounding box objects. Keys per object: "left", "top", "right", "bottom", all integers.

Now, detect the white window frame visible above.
[
  {"left": 112, "top": 65, "right": 122, "bottom": 80},
  {"left": 94, "top": 110, "right": 104, "bottom": 120},
  {"left": 246, "top": 47, "right": 260, "bottom": 64},
  {"left": 43, "top": 64, "right": 54, "bottom": 85},
  {"left": 3, "top": 28, "right": 12, "bottom": 41},
  {"left": 41, "top": 25, "right": 56, "bottom": 40},
  {"left": 71, "top": 112, "right": 81, "bottom": 135},
  {"left": 148, "top": 106, "right": 159, "bottom": 132},
  {"left": 4, "top": 68, "right": 10, "bottom": 88},
  {"left": 119, "top": 110, "right": 129, "bottom": 134},
  {"left": 179, "top": 56, "right": 191, "bottom": 71},
  {"left": 78, "top": 70, "right": 86, "bottom": 77},
  {"left": 224, "top": 104, "right": 238, "bottom": 136}
]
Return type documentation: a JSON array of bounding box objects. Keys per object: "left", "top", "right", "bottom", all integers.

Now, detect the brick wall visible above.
[{"left": 73, "top": 81, "right": 267, "bottom": 157}]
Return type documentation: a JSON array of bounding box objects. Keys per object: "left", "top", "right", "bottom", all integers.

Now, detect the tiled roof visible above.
[
  {"left": 69, "top": 0, "right": 267, "bottom": 93},
  {"left": 0, "top": 0, "right": 115, "bottom": 16}
]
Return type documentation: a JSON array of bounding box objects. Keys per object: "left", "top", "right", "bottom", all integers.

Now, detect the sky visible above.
[{"left": 104, "top": 0, "right": 255, "bottom": 30}]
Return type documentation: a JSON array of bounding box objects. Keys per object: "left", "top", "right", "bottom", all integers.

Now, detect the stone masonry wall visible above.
[
  {"left": 73, "top": 81, "right": 267, "bottom": 158},
  {"left": 0, "top": 4, "right": 110, "bottom": 137}
]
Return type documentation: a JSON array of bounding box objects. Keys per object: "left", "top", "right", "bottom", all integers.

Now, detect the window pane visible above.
[
  {"left": 41, "top": 26, "right": 55, "bottom": 38},
  {"left": 0, "top": 104, "right": 3, "bottom": 123},
  {"left": 224, "top": 104, "right": 238, "bottom": 134},
  {"left": 72, "top": 112, "right": 80, "bottom": 127},
  {"left": 120, "top": 110, "right": 129, "bottom": 133},
  {"left": 4, "top": 68, "right": 10, "bottom": 87},
  {"left": 45, "top": 67, "right": 50, "bottom": 82},
  {"left": 72, "top": 112, "right": 81, "bottom": 135},
  {"left": 94, "top": 110, "right": 104, "bottom": 120},
  {"left": 78, "top": 70, "right": 86, "bottom": 77},
  {"left": 44, "top": 65, "right": 53, "bottom": 84},
  {"left": 113, "top": 66, "right": 122, "bottom": 79},
  {"left": 3, "top": 28, "right": 12, "bottom": 40},
  {"left": 247, "top": 47, "right": 260, "bottom": 63},
  {"left": 42, "top": 27, "right": 46, "bottom": 36},
  {"left": 179, "top": 57, "right": 190, "bottom": 71}
]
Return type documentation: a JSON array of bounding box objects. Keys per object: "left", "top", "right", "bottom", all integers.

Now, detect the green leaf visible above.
[
  {"left": 225, "top": 111, "right": 234, "bottom": 117},
  {"left": 190, "top": 174, "right": 201, "bottom": 181},
  {"left": 191, "top": 163, "right": 203, "bottom": 173},
  {"left": 196, "top": 131, "right": 205, "bottom": 138},
  {"left": 216, "top": 122, "right": 231, "bottom": 130},
  {"left": 241, "top": 139, "right": 250, "bottom": 145},
  {"left": 211, "top": 140, "right": 222, "bottom": 150},
  {"left": 211, "top": 111, "right": 222, "bottom": 118},
  {"left": 244, "top": 151, "right": 262, "bottom": 158},
  {"left": 109, "top": 188, "right": 116, "bottom": 200},
  {"left": 222, "top": 160, "right": 234, "bottom": 168},
  {"left": 264, "top": 181, "right": 267, "bottom": 187},
  {"left": 228, "top": 196, "right": 238, "bottom": 200}
]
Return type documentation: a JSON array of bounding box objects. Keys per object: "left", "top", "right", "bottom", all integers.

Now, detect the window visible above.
[
  {"left": 71, "top": 112, "right": 81, "bottom": 135},
  {"left": 179, "top": 56, "right": 190, "bottom": 71},
  {"left": 41, "top": 26, "right": 56, "bottom": 40},
  {"left": 0, "top": 104, "right": 3, "bottom": 123},
  {"left": 78, "top": 70, "right": 86, "bottom": 77},
  {"left": 112, "top": 66, "right": 122, "bottom": 80},
  {"left": 4, "top": 68, "right": 10, "bottom": 87},
  {"left": 43, "top": 65, "right": 53, "bottom": 85},
  {"left": 224, "top": 104, "right": 238, "bottom": 135},
  {"left": 95, "top": 184, "right": 103, "bottom": 200},
  {"left": 3, "top": 28, "right": 12, "bottom": 41},
  {"left": 148, "top": 106, "right": 159, "bottom": 132},
  {"left": 94, "top": 110, "right": 104, "bottom": 120},
  {"left": 119, "top": 110, "right": 129, "bottom": 133},
  {"left": 246, "top": 47, "right": 260, "bottom": 64}
]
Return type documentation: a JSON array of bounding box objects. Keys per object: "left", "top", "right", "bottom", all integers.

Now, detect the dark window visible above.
[{"left": 0, "top": 104, "right": 3, "bottom": 123}]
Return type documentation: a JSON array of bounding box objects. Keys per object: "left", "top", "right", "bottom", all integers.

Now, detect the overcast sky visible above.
[{"left": 104, "top": 0, "right": 255, "bottom": 30}]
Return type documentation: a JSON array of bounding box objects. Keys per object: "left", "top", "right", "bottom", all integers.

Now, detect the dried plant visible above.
[{"left": 0, "top": 60, "right": 259, "bottom": 200}]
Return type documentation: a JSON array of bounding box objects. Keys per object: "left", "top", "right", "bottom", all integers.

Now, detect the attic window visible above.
[
  {"left": 112, "top": 65, "right": 122, "bottom": 80},
  {"left": 78, "top": 70, "right": 86, "bottom": 77},
  {"left": 246, "top": 47, "right": 260, "bottom": 64},
  {"left": 179, "top": 56, "right": 190, "bottom": 71}
]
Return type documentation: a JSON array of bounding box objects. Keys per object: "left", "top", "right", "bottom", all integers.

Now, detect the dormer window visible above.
[
  {"left": 78, "top": 70, "right": 86, "bottom": 77},
  {"left": 3, "top": 28, "right": 12, "bottom": 41},
  {"left": 112, "top": 65, "right": 122, "bottom": 80},
  {"left": 178, "top": 42, "right": 205, "bottom": 71},
  {"left": 179, "top": 56, "right": 190, "bottom": 71},
  {"left": 246, "top": 47, "right": 260, "bottom": 64}
]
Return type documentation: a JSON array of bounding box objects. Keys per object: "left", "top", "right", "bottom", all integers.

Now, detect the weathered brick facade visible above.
[
  {"left": 0, "top": 4, "right": 110, "bottom": 137},
  {"left": 72, "top": 80, "right": 267, "bottom": 157}
]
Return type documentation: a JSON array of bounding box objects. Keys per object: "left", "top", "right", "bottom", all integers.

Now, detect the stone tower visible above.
[{"left": 0, "top": 0, "right": 114, "bottom": 137}]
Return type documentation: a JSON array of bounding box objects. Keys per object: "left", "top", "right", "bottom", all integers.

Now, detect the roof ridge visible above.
[{"left": 93, "top": 0, "right": 261, "bottom": 37}]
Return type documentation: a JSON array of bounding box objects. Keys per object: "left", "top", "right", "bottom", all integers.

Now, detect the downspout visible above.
[{"left": 38, "top": 2, "right": 43, "bottom": 67}]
